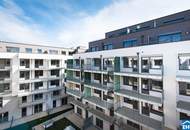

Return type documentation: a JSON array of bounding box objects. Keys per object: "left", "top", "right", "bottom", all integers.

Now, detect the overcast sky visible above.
[{"left": 0, "top": 0, "right": 189, "bottom": 48}]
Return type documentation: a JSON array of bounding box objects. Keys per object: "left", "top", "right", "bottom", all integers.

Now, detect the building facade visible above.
[
  {"left": 66, "top": 10, "right": 190, "bottom": 130},
  {"left": 0, "top": 41, "right": 74, "bottom": 129}
]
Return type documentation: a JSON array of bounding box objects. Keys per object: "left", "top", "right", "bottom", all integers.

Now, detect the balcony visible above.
[
  {"left": 20, "top": 59, "right": 30, "bottom": 70},
  {"left": 141, "top": 57, "right": 163, "bottom": 76},
  {"left": 50, "top": 60, "right": 60, "bottom": 68},
  {"left": 19, "top": 98, "right": 45, "bottom": 108},
  {"left": 0, "top": 83, "right": 10, "bottom": 94},
  {"left": 35, "top": 60, "right": 44, "bottom": 69},
  {"left": 66, "top": 88, "right": 83, "bottom": 98},
  {"left": 50, "top": 70, "right": 60, "bottom": 78},
  {"left": 177, "top": 100, "right": 190, "bottom": 113},
  {"left": 88, "top": 108, "right": 115, "bottom": 123},
  {"left": 115, "top": 106, "right": 163, "bottom": 130},
  {"left": 0, "top": 71, "right": 10, "bottom": 83},
  {"left": 0, "top": 59, "right": 11, "bottom": 70},
  {"left": 115, "top": 89, "right": 162, "bottom": 105},
  {"left": 67, "top": 77, "right": 81, "bottom": 84},
  {"left": 69, "top": 97, "right": 88, "bottom": 109},
  {"left": 34, "top": 70, "right": 44, "bottom": 79},
  {"left": 83, "top": 96, "right": 113, "bottom": 109},
  {"left": 84, "top": 65, "right": 101, "bottom": 72},
  {"left": 49, "top": 79, "right": 60, "bottom": 87},
  {"left": 84, "top": 81, "right": 113, "bottom": 92}
]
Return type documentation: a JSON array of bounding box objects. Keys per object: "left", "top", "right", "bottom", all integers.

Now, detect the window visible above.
[
  {"left": 0, "top": 83, "right": 10, "bottom": 93},
  {"left": 94, "top": 58, "right": 101, "bottom": 67},
  {"left": 6, "top": 46, "right": 19, "bottom": 53},
  {"left": 49, "top": 50, "right": 58, "bottom": 54},
  {"left": 0, "top": 71, "right": 10, "bottom": 79},
  {"left": 51, "top": 70, "right": 59, "bottom": 77},
  {"left": 91, "top": 46, "right": 99, "bottom": 52},
  {"left": 22, "top": 107, "right": 27, "bottom": 117},
  {"left": 103, "top": 44, "right": 112, "bottom": 50},
  {"left": 34, "top": 93, "right": 43, "bottom": 100},
  {"left": 35, "top": 70, "right": 43, "bottom": 78},
  {"left": 124, "top": 97, "right": 132, "bottom": 103},
  {"left": 22, "top": 96, "right": 27, "bottom": 103},
  {"left": 53, "top": 90, "right": 60, "bottom": 96},
  {"left": 61, "top": 51, "right": 66, "bottom": 55},
  {"left": 154, "top": 59, "right": 162, "bottom": 66},
  {"left": 0, "top": 98, "right": 2, "bottom": 107},
  {"left": 50, "top": 80, "right": 59, "bottom": 86},
  {"left": 77, "top": 107, "right": 82, "bottom": 115},
  {"left": 75, "top": 71, "right": 80, "bottom": 77},
  {"left": 25, "top": 48, "right": 32, "bottom": 53},
  {"left": 20, "top": 59, "right": 29, "bottom": 68},
  {"left": 94, "top": 89, "right": 101, "bottom": 95},
  {"left": 20, "top": 83, "right": 29, "bottom": 91},
  {"left": 53, "top": 100, "right": 56, "bottom": 108},
  {"left": 151, "top": 80, "right": 163, "bottom": 91},
  {"left": 179, "top": 54, "right": 190, "bottom": 70},
  {"left": 123, "top": 76, "right": 138, "bottom": 86},
  {"left": 123, "top": 39, "right": 137, "bottom": 47},
  {"left": 37, "top": 49, "right": 42, "bottom": 54},
  {"left": 96, "top": 118, "right": 103, "bottom": 129},
  {"left": 0, "top": 112, "right": 8, "bottom": 123},
  {"left": 34, "top": 82, "right": 43, "bottom": 89},
  {"left": 34, "top": 104, "right": 43, "bottom": 113},
  {"left": 20, "top": 71, "right": 29, "bottom": 79},
  {"left": 94, "top": 73, "right": 101, "bottom": 81},
  {"left": 35, "top": 59, "right": 43, "bottom": 68},
  {"left": 61, "top": 97, "right": 67, "bottom": 105},
  {"left": 51, "top": 60, "right": 59, "bottom": 66},
  {"left": 158, "top": 32, "right": 181, "bottom": 43},
  {"left": 96, "top": 106, "right": 104, "bottom": 112}
]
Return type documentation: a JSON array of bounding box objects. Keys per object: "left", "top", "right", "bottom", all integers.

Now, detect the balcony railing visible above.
[
  {"left": 115, "top": 106, "right": 163, "bottom": 130},
  {"left": 67, "top": 77, "right": 80, "bottom": 83},
  {"left": 115, "top": 89, "right": 163, "bottom": 104},
  {"left": 84, "top": 81, "right": 114, "bottom": 92}
]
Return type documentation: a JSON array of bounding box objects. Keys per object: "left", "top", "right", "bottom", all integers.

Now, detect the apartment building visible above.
[
  {"left": 0, "top": 41, "right": 76, "bottom": 129},
  {"left": 66, "top": 10, "right": 190, "bottom": 130}
]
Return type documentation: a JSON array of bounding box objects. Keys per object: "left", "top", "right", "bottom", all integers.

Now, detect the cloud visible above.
[
  {"left": 0, "top": 0, "right": 190, "bottom": 48},
  {"left": 57, "top": 0, "right": 190, "bottom": 47},
  {"left": 0, "top": 0, "right": 49, "bottom": 45}
]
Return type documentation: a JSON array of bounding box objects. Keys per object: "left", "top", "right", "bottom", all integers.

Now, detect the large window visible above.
[
  {"left": 49, "top": 50, "right": 58, "bottom": 54},
  {"left": 6, "top": 46, "right": 20, "bottom": 53},
  {"left": 20, "top": 83, "right": 29, "bottom": 91},
  {"left": 103, "top": 44, "right": 112, "bottom": 50},
  {"left": 50, "top": 80, "right": 59, "bottom": 86},
  {"left": 158, "top": 32, "right": 181, "bottom": 43},
  {"left": 0, "top": 112, "right": 8, "bottom": 123},
  {"left": 22, "top": 107, "right": 27, "bottom": 117},
  {"left": 96, "top": 118, "right": 103, "bottom": 129},
  {"left": 34, "top": 104, "right": 43, "bottom": 113},
  {"left": 0, "top": 98, "right": 2, "bottom": 108},
  {"left": 34, "top": 93, "right": 43, "bottom": 100},
  {"left": 0, "top": 83, "right": 10, "bottom": 93},
  {"left": 123, "top": 39, "right": 137, "bottom": 47},
  {"left": 37, "top": 49, "right": 42, "bottom": 54},
  {"left": 90, "top": 46, "right": 99, "bottom": 52},
  {"left": 179, "top": 54, "right": 190, "bottom": 70},
  {"left": 123, "top": 76, "right": 138, "bottom": 87},
  {"left": 151, "top": 80, "right": 163, "bottom": 92},
  {"left": 25, "top": 48, "right": 32, "bottom": 53},
  {"left": 77, "top": 107, "right": 82, "bottom": 115}
]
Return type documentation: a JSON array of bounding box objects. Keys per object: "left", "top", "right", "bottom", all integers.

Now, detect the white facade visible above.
[
  {"left": 66, "top": 41, "right": 190, "bottom": 130},
  {"left": 0, "top": 41, "right": 73, "bottom": 129}
]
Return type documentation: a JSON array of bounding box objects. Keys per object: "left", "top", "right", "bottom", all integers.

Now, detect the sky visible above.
[{"left": 0, "top": 0, "right": 190, "bottom": 48}]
